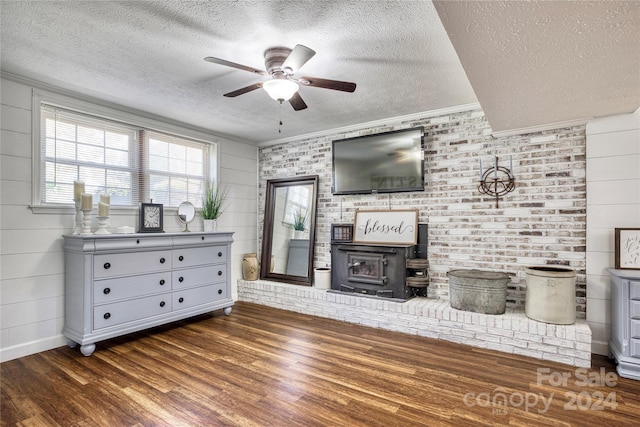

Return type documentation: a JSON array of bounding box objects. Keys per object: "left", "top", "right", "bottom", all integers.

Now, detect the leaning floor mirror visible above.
[{"left": 260, "top": 175, "right": 318, "bottom": 286}]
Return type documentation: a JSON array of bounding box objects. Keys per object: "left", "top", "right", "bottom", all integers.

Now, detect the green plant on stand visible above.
[
  {"left": 292, "top": 207, "right": 308, "bottom": 237},
  {"left": 202, "top": 182, "right": 228, "bottom": 232}
]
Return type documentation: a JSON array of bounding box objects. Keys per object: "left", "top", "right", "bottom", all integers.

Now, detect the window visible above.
[
  {"left": 283, "top": 185, "right": 311, "bottom": 228},
  {"left": 38, "top": 102, "right": 214, "bottom": 209},
  {"left": 144, "top": 131, "right": 209, "bottom": 207}
]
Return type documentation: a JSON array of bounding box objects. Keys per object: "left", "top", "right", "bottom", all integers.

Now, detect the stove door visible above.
[{"left": 347, "top": 252, "right": 387, "bottom": 285}]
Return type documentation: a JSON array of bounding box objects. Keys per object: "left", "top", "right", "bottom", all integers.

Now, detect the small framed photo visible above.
[
  {"left": 615, "top": 228, "right": 640, "bottom": 270},
  {"left": 331, "top": 224, "right": 353, "bottom": 243},
  {"left": 139, "top": 202, "right": 164, "bottom": 233}
]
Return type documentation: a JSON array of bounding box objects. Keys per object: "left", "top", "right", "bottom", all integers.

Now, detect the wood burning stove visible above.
[{"left": 331, "top": 243, "right": 416, "bottom": 301}]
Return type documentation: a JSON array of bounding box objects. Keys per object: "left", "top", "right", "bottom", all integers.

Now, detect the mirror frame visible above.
[
  {"left": 177, "top": 201, "right": 196, "bottom": 232},
  {"left": 260, "top": 175, "right": 319, "bottom": 286}
]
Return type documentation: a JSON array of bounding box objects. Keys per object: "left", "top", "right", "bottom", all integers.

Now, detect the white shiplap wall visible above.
[
  {"left": 0, "top": 77, "right": 258, "bottom": 362},
  {"left": 586, "top": 108, "right": 640, "bottom": 355}
]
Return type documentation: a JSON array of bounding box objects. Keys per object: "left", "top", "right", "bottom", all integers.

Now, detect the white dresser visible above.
[
  {"left": 63, "top": 232, "right": 234, "bottom": 356},
  {"left": 608, "top": 268, "right": 640, "bottom": 380}
]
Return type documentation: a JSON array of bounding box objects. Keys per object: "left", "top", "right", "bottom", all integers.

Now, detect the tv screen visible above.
[{"left": 332, "top": 127, "right": 425, "bottom": 195}]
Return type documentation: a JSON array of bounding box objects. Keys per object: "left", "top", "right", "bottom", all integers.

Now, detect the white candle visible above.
[
  {"left": 74, "top": 181, "right": 85, "bottom": 201},
  {"left": 494, "top": 156, "right": 498, "bottom": 179},
  {"left": 81, "top": 193, "right": 92, "bottom": 210},
  {"left": 98, "top": 201, "right": 109, "bottom": 217},
  {"left": 479, "top": 158, "right": 483, "bottom": 180},
  {"left": 100, "top": 194, "right": 110, "bottom": 205}
]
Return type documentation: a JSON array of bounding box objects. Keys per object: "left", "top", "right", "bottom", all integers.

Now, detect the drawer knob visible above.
[
  {"left": 179, "top": 255, "right": 184, "bottom": 261},
  {"left": 160, "top": 257, "right": 165, "bottom": 264},
  {"left": 103, "top": 312, "right": 111, "bottom": 320},
  {"left": 103, "top": 262, "right": 111, "bottom": 270},
  {"left": 160, "top": 279, "right": 165, "bottom": 285},
  {"left": 103, "top": 288, "right": 111, "bottom": 295},
  {"left": 218, "top": 252, "right": 222, "bottom": 257},
  {"left": 179, "top": 297, "right": 184, "bottom": 303},
  {"left": 160, "top": 301, "right": 166, "bottom": 307},
  {"left": 179, "top": 276, "right": 184, "bottom": 282},
  {"left": 201, "top": 236, "right": 205, "bottom": 240},
  {"left": 136, "top": 239, "right": 140, "bottom": 244},
  {"left": 218, "top": 289, "right": 223, "bottom": 295},
  {"left": 218, "top": 270, "right": 223, "bottom": 276}
]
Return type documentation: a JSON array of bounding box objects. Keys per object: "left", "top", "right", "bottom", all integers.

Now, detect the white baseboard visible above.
[
  {"left": 0, "top": 334, "right": 67, "bottom": 363},
  {"left": 591, "top": 339, "right": 610, "bottom": 357}
]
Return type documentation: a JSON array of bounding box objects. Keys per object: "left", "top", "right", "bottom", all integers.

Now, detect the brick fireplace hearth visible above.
[{"left": 238, "top": 279, "right": 592, "bottom": 368}]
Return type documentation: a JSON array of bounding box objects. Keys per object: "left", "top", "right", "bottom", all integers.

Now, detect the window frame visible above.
[{"left": 31, "top": 89, "right": 218, "bottom": 214}]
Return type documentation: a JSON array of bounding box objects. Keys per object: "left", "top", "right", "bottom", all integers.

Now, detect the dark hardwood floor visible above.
[{"left": 2, "top": 301, "right": 639, "bottom": 426}]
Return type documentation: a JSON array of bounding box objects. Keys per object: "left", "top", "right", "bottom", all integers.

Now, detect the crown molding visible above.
[
  {"left": 1, "top": 71, "right": 251, "bottom": 145},
  {"left": 257, "top": 102, "right": 482, "bottom": 147},
  {"left": 490, "top": 117, "right": 591, "bottom": 138}
]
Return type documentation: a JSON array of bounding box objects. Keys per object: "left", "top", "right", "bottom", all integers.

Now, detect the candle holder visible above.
[
  {"left": 81, "top": 209, "right": 93, "bottom": 235},
  {"left": 478, "top": 158, "right": 515, "bottom": 208},
  {"left": 95, "top": 216, "right": 111, "bottom": 235},
  {"left": 73, "top": 199, "right": 83, "bottom": 235}
]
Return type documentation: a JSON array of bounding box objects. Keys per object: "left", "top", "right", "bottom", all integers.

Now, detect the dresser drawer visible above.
[
  {"left": 172, "top": 265, "right": 226, "bottom": 289},
  {"left": 172, "top": 245, "right": 227, "bottom": 268},
  {"left": 631, "top": 320, "right": 640, "bottom": 339},
  {"left": 173, "top": 234, "right": 226, "bottom": 246},
  {"left": 631, "top": 339, "right": 640, "bottom": 358},
  {"left": 94, "top": 271, "right": 171, "bottom": 304},
  {"left": 630, "top": 281, "right": 640, "bottom": 300},
  {"left": 94, "top": 250, "right": 171, "bottom": 279},
  {"left": 94, "top": 236, "right": 173, "bottom": 251},
  {"left": 93, "top": 294, "right": 171, "bottom": 330},
  {"left": 631, "top": 300, "right": 640, "bottom": 319},
  {"left": 173, "top": 283, "right": 228, "bottom": 311}
]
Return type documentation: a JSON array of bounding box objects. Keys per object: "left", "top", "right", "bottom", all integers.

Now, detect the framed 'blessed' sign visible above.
[{"left": 353, "top": 209, "right": 418, "bottom": 245}]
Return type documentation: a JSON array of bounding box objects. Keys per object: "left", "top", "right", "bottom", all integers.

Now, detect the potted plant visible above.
[
  {"left": 292, "top": 207, "right": 308, "bottom": 238},
  {"left": 202, "top": 181, "right": 228, "bottom": 232}
]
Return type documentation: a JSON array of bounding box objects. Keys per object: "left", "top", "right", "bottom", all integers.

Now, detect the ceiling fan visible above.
[{"left": 204, "top": 44, "right": 356, "bottom": 111}]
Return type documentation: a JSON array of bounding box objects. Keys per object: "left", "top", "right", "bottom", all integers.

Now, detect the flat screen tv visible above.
[{"left": 332, "top": 127, "right": 425, "bottom": 195}]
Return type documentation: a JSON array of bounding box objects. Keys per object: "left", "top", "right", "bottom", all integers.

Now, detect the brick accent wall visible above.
[{"left": 259, "top": 108, "right": 587, "bottom": 318}]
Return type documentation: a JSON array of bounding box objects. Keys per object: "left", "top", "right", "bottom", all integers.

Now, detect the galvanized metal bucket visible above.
[{"left": 447, "top": 269, "right": 510, "bottom": 315}]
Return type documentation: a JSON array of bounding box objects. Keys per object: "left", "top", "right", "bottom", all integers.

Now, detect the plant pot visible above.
[
  {"left": 203, "top": 219, "right": 217, "bottom": 232},
  {"left": 294, "top": 230, "right": 304, "bottom": 239}
]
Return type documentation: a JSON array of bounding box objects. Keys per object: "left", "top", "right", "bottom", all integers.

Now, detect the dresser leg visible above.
[
  {"left": 80, "top": 343, "right": 96, "bottom": 356},
  {"left": 223, "top": 306, "right": 232, "bottom": 316}
]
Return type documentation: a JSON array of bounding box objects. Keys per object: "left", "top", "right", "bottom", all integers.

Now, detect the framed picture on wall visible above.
[
  {"left": 615, "top": 228, "right": 640, "bottom": 270},
  {"left": 353, "top": 209, "right": 418, "bottom": 245}
]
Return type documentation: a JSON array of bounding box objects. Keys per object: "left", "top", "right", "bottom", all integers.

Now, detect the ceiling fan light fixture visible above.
[{"left": 263, "top": 79, "right": 299, "bottom": 102}]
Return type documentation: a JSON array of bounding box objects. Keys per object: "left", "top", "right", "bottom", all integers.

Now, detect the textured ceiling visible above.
[
  {"left": 1, "top": 1, "right": 638, "bottom": 144},
  {"left": 434, "top": 0, "right": 640, "bottom": 134}
]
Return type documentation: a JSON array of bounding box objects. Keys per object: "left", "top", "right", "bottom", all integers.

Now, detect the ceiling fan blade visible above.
[
  {"left": 298, "top": 76, "right": 356, "bottom": 93},
  {"left": 281, "top": 45, "right": 316, "bottom": 74},
  {"left": 204, "top": 57, "right": 266, "bottom": 76},
  {"left": 288, "top": 92, "right": 308, "bottom": 111},
  {"left": 223, "top": 83, "right": 263, "bottom": 98}
]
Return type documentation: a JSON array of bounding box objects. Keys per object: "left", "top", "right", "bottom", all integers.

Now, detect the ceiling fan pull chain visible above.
[{"left": 278, "top": 100, "right": 284, "bottom": 133}]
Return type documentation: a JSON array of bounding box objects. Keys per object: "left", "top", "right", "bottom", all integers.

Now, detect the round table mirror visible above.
[{"left": 177, "top": 201, "right": 196, "bottom": 232}]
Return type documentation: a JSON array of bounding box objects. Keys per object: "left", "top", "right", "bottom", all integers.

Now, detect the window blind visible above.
[
  {"left": 40, "top": 104, "right": 212, "bottom": 208},
  {"left": 142, "top": 131, "right": 209, "bottom": 208},
  {"left": 40, "top": 104, "right": 139, "bottom": 205}
]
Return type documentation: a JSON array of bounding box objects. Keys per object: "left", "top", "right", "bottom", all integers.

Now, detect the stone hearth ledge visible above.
[{"left": 238, "top": 279, "right": 592, "bottom": 368}]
